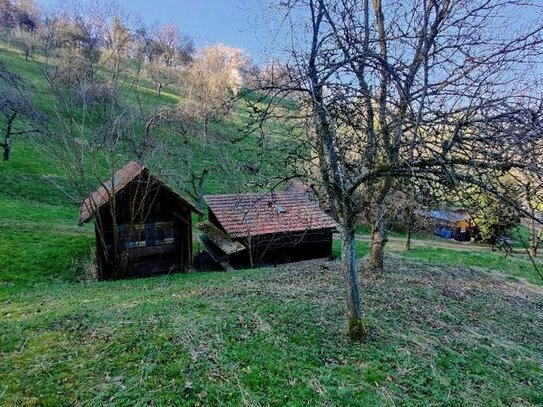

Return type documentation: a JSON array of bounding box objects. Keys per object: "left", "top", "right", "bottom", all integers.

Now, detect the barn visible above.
[
  {"left": 199, "top": 190, "right": 338, "bottom": 269},
  {"left": 78, "top": 161, "right": 202, "bottom": 280}
]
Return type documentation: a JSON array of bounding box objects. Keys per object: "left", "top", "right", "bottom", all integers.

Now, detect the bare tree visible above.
[
  {"left": 383, "top": 184, "right": 437, "bottom": 251},
  {"left": 41, "top": 9, "right": 102, "bottom": 62},
  {"left": 32, "top": 4, "right": 179, "bottom": 277},
  {"left": 139, "top": 23, "right": 193, "bottom": 96},
  {"left": 0, "top": 0, "right": 40, "bottom": 30},
  {"left": 99, "top": 14, "right": 134, "bottom": 71},
  {"left": 522, "top": 178, "right": 543, "bottom": 257},
  {"left": 0, "top": 61, "right": 43, "bottom": 160},
  {"left": 181, "top": 44, "right": 250, "bottom": 137},
  {"left": 505, "top": 103, "right": 543, "bottom": 256},
  {"left": 252, "top": 61, "right": 292, "bottom": 90},
  {"left": 251, "top": 0, "right": 543, "bottom": 339},
  {"left": 8, "top": 25, "right": 40, "bottom": 61},
  {"left": 0, "top": 0, "right": 16, "bottom": 28}
]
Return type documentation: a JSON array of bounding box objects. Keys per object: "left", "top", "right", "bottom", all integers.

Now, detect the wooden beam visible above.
[{"left": 171, "top": 211, "right": 191, "bottom": 225}]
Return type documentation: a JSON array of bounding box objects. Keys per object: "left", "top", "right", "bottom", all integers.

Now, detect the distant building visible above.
[
  {"left": 78, "top": 161, "right": 202, "bottom": 279},
  {"left": 199, "top": 190, "right": 338, "bottom": 268},
  {"left": 422, "top": 209, "right": 474, "bottom": 241}
]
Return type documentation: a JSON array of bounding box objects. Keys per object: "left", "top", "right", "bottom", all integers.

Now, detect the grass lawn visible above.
[
  {"left": 1, "top": 258, "right": 542, "bottom": 406},
  {"left": 400, "top": 246, "right": 543, "bottom": 286},
  {"left": 332, "top": 239, "right": 543, "bottom": 286}
]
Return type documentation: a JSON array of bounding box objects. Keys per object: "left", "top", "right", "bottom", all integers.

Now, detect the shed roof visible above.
[
  {"left": 424, "top": 209, "right": 471, "bottom": 223},
  {"left": 78, "top": 161, "right": 201, "bottom": 225},
  {"left": 204, "top": 191, "right": 338, "bottom": 239}
]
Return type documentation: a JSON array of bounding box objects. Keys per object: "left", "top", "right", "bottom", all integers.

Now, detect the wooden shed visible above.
[
  {"left": 200, "top": 190, "right": 338, "bottom": 268},
  {"left": 423, "top": 209, "right": 474, "bottom": 242},
  {"left": 78, "top": 161, "right": 202, "bottom": 279}
]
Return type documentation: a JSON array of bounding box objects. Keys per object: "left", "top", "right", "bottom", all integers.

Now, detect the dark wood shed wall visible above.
[
  {"left": 208, "top": 208, "right": 334, "bottom": 266},
  {"left": 247, "top": 230, "right": 334, "bottom": 265},
  {"left": 94, "top": 178, "right": 193, "bottom": 279}
]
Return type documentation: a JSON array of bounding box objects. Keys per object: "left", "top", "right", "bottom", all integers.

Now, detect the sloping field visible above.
[{"left": 1, "top": 257, "right": 541, "bottom": 406}]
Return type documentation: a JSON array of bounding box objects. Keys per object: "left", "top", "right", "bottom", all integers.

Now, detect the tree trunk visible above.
[
  {"left": 340, "top": 226, "right": 366, "bottom": 340},
  {"left": 406, "top": 226, "right": 412, "bottom": 251},
  {"left": 156, "top": 82, "right": 162, "bottom": 97},
  {"left": 368, "top": 211, "right": 388, "bottom": 271},
  {"left": 2, "top": 136, "right": 10, "bottom": 161},
  {"left": 3, "top": 112, "right": 16, "bottom": 161},
  {"left": 203, "top": 117, "right": 209, "bottom": 138},
  {"left": 1, "top": 112, "right": 17, "bottom": 161},
  {"left": 530, "top": 214, "right": 538, "bottom": 257},
  {"left": 367, "top": 180, "right": 390, "bottom": 271}
]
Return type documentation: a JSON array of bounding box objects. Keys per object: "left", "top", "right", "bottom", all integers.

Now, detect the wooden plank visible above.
[
  {"left": 197, "top": 221, "right": 245, "bottom": 255},
  {"left": 219, "top": 261, "right": 235, "bottom": 272},
  {"left": 198, "top": 236, "right": 236, "bottom": 271}
]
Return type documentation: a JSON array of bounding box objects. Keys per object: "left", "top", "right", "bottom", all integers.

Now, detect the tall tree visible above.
[
  {"left": 507, "top": 104, "right": 543, "bottom": 256},
  {"left": 254, "top": 0, "right": 543, "bottom": 339},
  {"left": 33, "top": 4, "right": 177, "bottom": 277},
  {"left": 139, "top": 23, "right": 193, "bottom": 96},
  {"left": 382, "top": 183, "right": 437, "bottom": 251},
  {"left": 0, "top": 0, "right": 40, "bottom": 30}
]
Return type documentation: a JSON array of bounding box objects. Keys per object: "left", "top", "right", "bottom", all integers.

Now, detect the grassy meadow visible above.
[{"left": 1, "top": 42, "right": 543, "bottom": 406}]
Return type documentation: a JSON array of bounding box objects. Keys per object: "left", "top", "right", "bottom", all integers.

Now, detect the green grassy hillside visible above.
[
  {"left": 1, "top": 257, "right": 542, "bottom": 406},
  {"left": 1, "top": 40, "right": 543, "bottom": 406},
  {"left": 2, "top": 40, "right": 541, "bottom": 288}
]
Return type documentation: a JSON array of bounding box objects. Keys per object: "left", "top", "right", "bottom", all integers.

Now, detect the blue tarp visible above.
[{"left": 436, "top": 226, "right": 454, "bottom": 239}]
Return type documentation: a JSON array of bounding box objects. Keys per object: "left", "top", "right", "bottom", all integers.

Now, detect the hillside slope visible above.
[
  {"left": 1, "top": 256, "right": 542, "bottom": 405},
  {"left": 1, "top": 33, "right": 543, "bottom": 407},
  {"left": 2, "top": 40, "right": 543, "bottom": 286},
  {"left": 0, "top": 42, "right": 283, "bottom": 292}
]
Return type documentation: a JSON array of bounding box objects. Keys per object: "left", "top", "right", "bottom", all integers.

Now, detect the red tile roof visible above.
[
  {"left": 204, "top": 191, "right": 338, "bottom": 239},
  {"left": 78, "top": 161, "right": 201, "bottom": 225}
]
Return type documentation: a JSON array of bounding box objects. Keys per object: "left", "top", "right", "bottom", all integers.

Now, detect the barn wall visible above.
[
  {"left": 94, "top": 177, "right": 193, "bottom": 280},
  {"left": 231, "top": 229, "right": 334, "bottom": 267}
]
